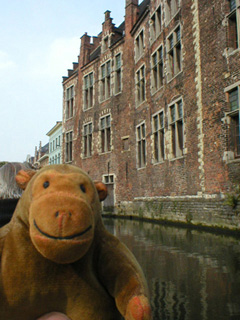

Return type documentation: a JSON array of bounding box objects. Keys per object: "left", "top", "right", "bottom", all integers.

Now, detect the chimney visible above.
[
  {"left": 125, "top": 0, "right": 139, "bottom": 36},
  {"left": 92, "top": 36, "right": 100, "bottom": 49},
  {"left": 102, "top": 10, "right": 114, "bottom": 34},
  {"left": 39, "top": 141, "right": 42, "bottom": 160},
  {"left": 34, "top": 146, "right": 37, "bottom": 162},
  {"left": 79, "top": 33, "right": 92, "bottom": 67},
  {"left": 105, "top": 10, "right": 111, "bottom": 21}
]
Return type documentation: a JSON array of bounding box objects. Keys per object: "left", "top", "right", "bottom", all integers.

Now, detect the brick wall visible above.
[{"left": 61, "top": 0, "right": 240, "bottom": 229}]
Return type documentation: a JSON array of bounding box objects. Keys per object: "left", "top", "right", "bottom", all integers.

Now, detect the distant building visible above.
[
  {"left": 33, "top": 141, "right": 49, "bottom": 168},
  {"left": 26, "top": 154, "right": 34, "bottom": 166},
  {"left": 47, "top": 121, "right": 62, "bottom": 165},
  {"left": 61, "top": 0, "right": 240, "bottom": 229}
]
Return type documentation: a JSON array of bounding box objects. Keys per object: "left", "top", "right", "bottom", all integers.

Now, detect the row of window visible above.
[
  {"left": 49, "top": 153, "right": 61, "bottom": 165},
  {"left": 135, "top": 23, "right": 182, "bottom": 87},
  {"left": 49, "top": 135, "right": 61, "bottom": 153},
  {"left": 66, "top": 26, "right": 182, "bottom": 117},
  {"left": 65, "top": 53, "right": 122, "bottom": 119},
  {"left": 137, "top": 99, "right": 184, "bottom": 168},
  {"left": 83, "top": 53, "right": 122, "bottom": 111},
  {"left": 135, "top": 0, "right": 180, "bottom": 62},
  {"left": 64, "top": 84, "right": 240, "bottom": 164},
  {"left": 141, "top": 0, "right": 239, "bottom": 54},
  {"left": 136, "top": 24, "right": 181, "bottom": 105},
  {"left": 64, "top": 99, "right": 184, "bottom": 166},
  {"left": 65, "top": 0, "right": 239, "bottom": 118}
]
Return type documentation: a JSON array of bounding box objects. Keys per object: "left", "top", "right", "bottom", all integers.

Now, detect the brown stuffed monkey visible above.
[{"left": 0, "top": 164, "right": 151, "bottom": 320}]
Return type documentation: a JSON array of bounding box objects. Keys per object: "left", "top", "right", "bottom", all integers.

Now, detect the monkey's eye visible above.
[
  {"left": 80, "top": 184, "right": 86, "bottom": 193},
  {"left": 43, "top": 181, "right": 50, "bottom": 189}
]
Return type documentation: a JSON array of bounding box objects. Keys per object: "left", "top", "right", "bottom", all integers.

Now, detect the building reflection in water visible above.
[{"left": 103, "top": 218, "right": 240, "bottom": 320}]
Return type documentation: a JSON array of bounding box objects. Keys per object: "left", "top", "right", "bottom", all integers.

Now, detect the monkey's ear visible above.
[
  {"left": 94, "top": 181, "right": 108, "bottom": 202},
  {"left": 16, "top": 170, "right": 36, "bottom": 190}
]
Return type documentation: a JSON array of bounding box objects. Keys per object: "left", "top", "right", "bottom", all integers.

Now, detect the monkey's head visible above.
[{"left": 15, "top": 164, "right": 107, "bottom": 264}]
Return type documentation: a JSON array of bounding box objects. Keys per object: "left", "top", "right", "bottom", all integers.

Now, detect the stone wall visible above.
[{"left": 106, "top": 197, "right": 240, "bottom": 232}]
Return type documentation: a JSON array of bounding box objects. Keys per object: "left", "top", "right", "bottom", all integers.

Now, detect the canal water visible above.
[{"left": 103, "top": 218, "right": 240, "bottom": 320}]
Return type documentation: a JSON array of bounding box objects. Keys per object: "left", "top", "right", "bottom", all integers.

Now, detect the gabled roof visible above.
[
  {"left": 131, "top": 0, "right": 150, "bottom": 35},
  {"left": 138, "top": 0, "right": 150, "bottom": 20},
  {"left": 46, "top": 121, "right": 62, "bottom": 137},
  {"left": 89, "top": 46, "right": 101, "bottom": 63},
  {"left": 66, "top": 0, "right": 151, "bottom": 72}
]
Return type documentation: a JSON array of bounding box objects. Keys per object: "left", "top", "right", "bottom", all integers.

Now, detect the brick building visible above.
[
  {"left": 62, "top": 0, "right": 240, "bottom": 229},
  {"left": 33, "top": 142, "right": 49, "bottom": 168}
]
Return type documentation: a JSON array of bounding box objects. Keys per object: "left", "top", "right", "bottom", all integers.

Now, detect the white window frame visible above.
[
  {"left": 165, "top": 0, "right": 180, "bottom": 24},
  {"left": 136, "top": 121, "right": 147, "bottom": 169},
  {"left": 83, "top": 122, "right": 93, "bottom": 158},
  {"left": 114, "top": 53, "right": 122, "bottom": 95},
  {"left": 65, "top": 130, "right": 73, "bottom": 163},
  {"left": 100, "top": 60, "right": 111, "bottom": 102},
  {"left": 224, "top": 82, "right": 240, "bottom": 159},
  {"left": 136, "top": 64, "right": 146, "bottom": 107},
  {"left": 167, "top": 25, "right": 182, "bottom": 82},
  {"left": 168, "top": 98, "right": 184, "bottom": 159},
  {"left": 83, "top": 72, "right": 94, "bottom": 111},
  {"left": 100, "top": 114, "right": 111, "bottom": 154},
  {"left": 150, "top": 5, "right": 162, "bottom": 43},
  {"left": 135, "top": 29, "right": 145, "bottom": 62},
  {"left": 226, "top": 0, "right": 240, "bottom": 52},
  {"left": 151, "top": 45, "right": 164, "bottom": 94},
  {"left": 66, "top": 85, "right": 74, "bottom": 119},
  {"left": 152, "top": 110, "right": 165, "bottom": 163}
]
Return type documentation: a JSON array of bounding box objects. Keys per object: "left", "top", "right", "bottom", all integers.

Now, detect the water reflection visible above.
[{"left": 103, "top": 218, "right": 240, "bottom": 320}]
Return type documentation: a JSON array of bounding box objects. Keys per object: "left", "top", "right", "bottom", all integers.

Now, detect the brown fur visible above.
[{"left": 0, "top": 164, "right": 151, "bottom": 320}]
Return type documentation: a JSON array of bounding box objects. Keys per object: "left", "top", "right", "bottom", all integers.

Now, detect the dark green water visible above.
[{"left": 103, "top": 218, "right": 240, "bottom": 320}]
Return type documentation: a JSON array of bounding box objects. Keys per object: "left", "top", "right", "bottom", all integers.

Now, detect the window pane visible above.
[
  {"left": 171, "top": 106, "right": 175, "bottom": 122},
  {"left": 101, "top": 65, "right": 105, "bottom": 78},
  {"left": 116, "top": 54, "right": 121, "bottom": 69},
  {"left": 177, "top": 120, "right": 183, "bottom": 153},
  {"left": 172, "top": 124, "right": 176, "bottom": 157},
  {"left": 101, "top": 130, "right": 105, "bottom": 152},
  {"left": 138, "top": 141, "right": 142, "bottom": 166},
  {"left": 106, "top": 115, "right": 111, "bottom": 127},
  {"left": 89, "top": 73, "right": 93, "bottom": 86},
  {"left": 141, "top": 124, "right": 146, "bottom": 138},
  {"left": 154, "top": 115, "right": 158, "bottom": 131},
  {"left": 107, "top": 61, "right": 111, "bottom": 75},
  {"left": 153, "top": 53, "right": 157, "bottom": 66},
  {"left": 176, "top": 27, "right": 181, "bottom": 42},
  {"left": 84, "top": 77, "right": 88, "bottom": 89},
  {"left": 236, "top": 119, "right": 240, "bottom": 155},
  {"left": 100, "top": 118, "right": 105, "bottom": 129},
  {"left": 137, "top": 126, "right": 141, "bottom": 140},
  {"left": 159, "top": 46, "right": 163, "bottom": 60},
  {"left": 160, "top": 112, "right": 164, "bottom": 128},
  {"left": 107, "top": 128, "right": 111, "bottom": 151},
  {"left": 169, "top": 35, "right": 174, "bottom": 49},
  {"left": 89, "top": 134, "right": 92, "bottom": 156},
  {"left": 178, "top": 100, "right": 183, "bottom": 118},
  {"left": 154, "top": 132, "right": 159, "bottom": 161},
  {"left": 142, "top": 140, "right": 146, "bottom": 165},
  {"left": 230, "top": 0, "right": 236, "bottom": 11},
  {"left": 229, "top": 89, "right": 239, "bottom": 111}
]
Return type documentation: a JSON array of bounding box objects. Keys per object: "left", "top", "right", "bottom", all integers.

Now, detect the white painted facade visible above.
[{"left": 47, "top": 122, "right": 62, "bottom": 165}]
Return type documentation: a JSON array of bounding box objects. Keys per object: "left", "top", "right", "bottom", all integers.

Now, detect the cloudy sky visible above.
[{"left": 0, "top": 0, "right": 125, "bottom": 162}]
